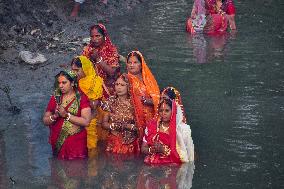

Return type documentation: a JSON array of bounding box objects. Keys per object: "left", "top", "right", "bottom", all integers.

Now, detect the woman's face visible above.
[
  {"left": 126, "top": 56, "right": 142, "bottom": 75},
  {"left": 58, "top": 75, "right": 73, "bottom": 94},
  {"left": 90, "top": 28, "right": 104, "bottom": 47},
  {"left": 159, "top": 102, "right": 172, "bottom": 123},
  {"left": 115, "top": 77, "right": 128, "bottom": 97},
  {"left": 71, "top": 63, "right": 85, "bottom": 80}
]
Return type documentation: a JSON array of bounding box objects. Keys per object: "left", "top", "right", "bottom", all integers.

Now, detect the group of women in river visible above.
[
  {"left": 43, "top": 23, "right": 195, "bottom": 165},
  {"left": 186, "top": 0, "right": 236, "bottom": 34}
]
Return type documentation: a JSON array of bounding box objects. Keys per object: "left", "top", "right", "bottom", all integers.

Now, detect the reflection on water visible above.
[
  {"left": 47, "top": 151, "right": 194, "bottom": 189},
  {"left": 1, "top": 0, "right": 284, "bottom": 188},
  {"left": 186, "top": 32, "right": 237, "bottom": 64}
]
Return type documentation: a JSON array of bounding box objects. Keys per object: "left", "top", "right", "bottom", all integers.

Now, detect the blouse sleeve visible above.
[
  {"left": 46, "top": 96, "right": 57, "bottom": 112},
  {"left": 80, "top": 93, "right": 90, "bottom": 109}
]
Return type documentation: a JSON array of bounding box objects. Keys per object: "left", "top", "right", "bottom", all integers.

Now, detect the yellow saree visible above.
[{"left": 78, "top": 56, "right": 103, "bottom": 149}]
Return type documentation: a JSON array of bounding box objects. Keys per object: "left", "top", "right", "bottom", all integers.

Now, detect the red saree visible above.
[
  {"left": 46, "top": 94, "right": 89, "bottom": 160},
  {"left": 82, "top": 24, "right": 120, "bottom": 97},
  {"left": 143, "top": 101, "right": 195, "bottom": 164},
  {"left": 186, "top": 0, "right": 228, "bottom": 35},
  {"left": 143, "top": 102, "right": 181, "bottom": 164}
]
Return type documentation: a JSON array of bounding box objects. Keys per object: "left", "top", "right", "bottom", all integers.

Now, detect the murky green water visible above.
[{"left": 1, "top": 0, "right": 283, "bottom": 188}]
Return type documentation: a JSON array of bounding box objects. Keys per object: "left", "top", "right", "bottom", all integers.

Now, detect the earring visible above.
[{"left": 104, "top": 37, "right": 106, "bottom": 41}]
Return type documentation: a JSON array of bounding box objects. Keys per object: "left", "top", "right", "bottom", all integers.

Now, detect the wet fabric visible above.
[
  {"left": 77, "top": 55, "right": 103, "bottom": 149},
  {"left": 46, "top": 94, "right": 89, "bottom": 160},
  {"left": 143, "top": 101, "right": 194, "bottom": 164},
  {"left": 102, "top": 96, "right": 140, "bottom": 154},
  {"left": 186, "top": 0, "right": 228, "bottom": 34},
  {"left": 127, "top": 51, "right": 160, "bottom": 132}
]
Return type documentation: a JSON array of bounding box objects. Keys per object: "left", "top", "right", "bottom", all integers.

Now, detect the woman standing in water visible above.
[
  {"left": 82, "top": 23, "right": 120, "bottom": 97},
  {"left": 71, "top": 56, "right": 104, "bottom": 151},
  {"left": 186, "top": 0, "right": 228, "bottom": 34},
  {"left": 141, "top": 98, "right": 194, "bottom": 164},
  {"left": 43, "top": 71, "right": 91, "bottom": 159},
  {"left": 126, "top": 51, "right": 160, "bottom": 131},
  {"left": 101, "top": 74, "right": 140, "bottom": 154}
]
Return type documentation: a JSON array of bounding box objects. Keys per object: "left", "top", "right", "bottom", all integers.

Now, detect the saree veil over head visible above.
[
  {"left": 77, "top": 55, "right": 103, "bottom": 101},
  {"left": 144, "top": 100, "right": 194, "bottom": 164}
]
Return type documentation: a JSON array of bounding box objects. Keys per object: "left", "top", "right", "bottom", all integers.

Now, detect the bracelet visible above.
[
  {"left": 65, "top": 112, "right": 71, "bottom": 121},
  {"left": 49, "top": 115, "right": 55, "bottom": 122},
  {"left": 130, "top": 124, "right": 135, "bottom": 131},
  {"left": 109, "top": 123, "right": 115, "bottom": 130},
  {"left": 148, "top": 146, "right": 153, "bottom": 154},
  {"left": 95, "top": 57, "right": 103, "bottom": 64}
]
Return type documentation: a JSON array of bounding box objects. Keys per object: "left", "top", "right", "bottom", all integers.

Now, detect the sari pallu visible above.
[
  {"left": 102, "top": 96, "right": 140, "bottom": 154},
  {"left": 127, "top": 51, "right": 160, "bottom": 133},
  {"left": 82, "top": 24, "right": 120, "bottom": 97},
  {"left": 77, "top": 56, "right": 103, "bottom": 149},
  {"left": 46, "top": 94, "right": 89, "bottom": 160},
  {"left": 143, "top": 101, "right": 194, "bottom": 164}
]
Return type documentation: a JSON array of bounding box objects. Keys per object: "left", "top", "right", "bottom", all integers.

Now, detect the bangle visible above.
[
  {"left": 95, "top": 57, "right": 102, "bottom": 64},
  {"left": 148, "top": 146, "right": 152, "bottom": 154},
  {"left": 109, "top": 123, "right": 115, "bottom": 130},
  {"left": 65, "top": 113, "right": 71, "bottom": 121},
  {"left": 49, "top": 115, "right": 55, "bottom": 122}
]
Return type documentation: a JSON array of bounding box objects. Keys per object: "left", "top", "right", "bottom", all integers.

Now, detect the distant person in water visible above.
[
  {"left": 70, "top": 0, "right": 108, "bottom": 18},
  {"left": 186, "top": 0, "right": 228, "bottom": 34},
  {"left": 205, "top": 0, "right": 236, "bottom": 30}
]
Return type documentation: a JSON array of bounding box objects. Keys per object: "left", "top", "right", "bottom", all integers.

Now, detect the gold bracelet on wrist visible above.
[
  {"left": 148, "top": 146, "right": 152, "bottom": 154},
  {"left": 65, "top": 113, "right": 71, "bottom": 121},
  {"left": 49, "top": 115, "right": 55, "bottom": 122}
]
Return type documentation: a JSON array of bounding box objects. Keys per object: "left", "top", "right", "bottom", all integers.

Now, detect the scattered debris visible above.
[{"left": 19, "top": 51, "right": 47, "bottom": 65}]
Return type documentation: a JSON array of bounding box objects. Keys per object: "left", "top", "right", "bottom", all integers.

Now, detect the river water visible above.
[{"left": 0, "top": 0, "right": 283, "bottom": 188}]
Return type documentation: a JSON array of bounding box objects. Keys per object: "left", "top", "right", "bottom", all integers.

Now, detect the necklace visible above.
[
  {"left": 61, "top": 93, "right": 75, "bottom": 107},
  {"left": 159, "top": 122, "right": 169, "bottom": 132}
]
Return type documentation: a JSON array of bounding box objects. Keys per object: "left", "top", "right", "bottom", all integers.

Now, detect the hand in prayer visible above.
[
  {"left": 57, "top": 105, "right": 68, "bottom": 118},
  {"left": 90, "top": 49, "right": 99, "bottom": 62}
]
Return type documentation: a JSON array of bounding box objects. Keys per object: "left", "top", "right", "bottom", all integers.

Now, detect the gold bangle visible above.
[
  {"left": 65, "top": 113, "right": 71, "bottom": 121},
  {"left": 49, "top": 115, "right": 55, "bottom": 122},
  {"left": 148, "top": 146, "right": 152, "bottom": 154},
  {"left": 95, "top": 57, "right": 103, "bottom": 64},
  {"left": 109, "top": 123, "right": 115, "bottom": 130}
]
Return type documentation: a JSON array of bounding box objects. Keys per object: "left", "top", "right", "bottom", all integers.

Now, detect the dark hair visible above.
[
  {"left": 54, "top": 71, "right": 78, "bottom": 89},
  {"left": 54, "top": 71, "right": 80, "bottom": 104},
  {"left": 116, "top": 73, "right": 129, "bottom": 84},
  {"left": 158, "top": 98, "right": 172, "bottom": 110},
  {"left": 163, "top": 88, "right": 176, "bottom": 100},
  {"left": 127, "top": 51, "right": 142, "bottom": 64},
  {"left": 71, "top": 57, "right": 82, "bottom": 68},
  {"left": 89, "top": 24, "right": 105, "bottom": 37}
]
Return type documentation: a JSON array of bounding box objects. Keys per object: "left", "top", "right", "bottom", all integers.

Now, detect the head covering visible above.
[
  {"left": 127, "top": 51, "right": 160, "bottom": 114},
  {"left": 161, "top": 87, "right": 187, "bottom": 123},
  {"left": 77, "top": 55, "right": 103, "bottom": 100},
  {"left": 160, "top": 99, "right": 194, "bottom": 163}
]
